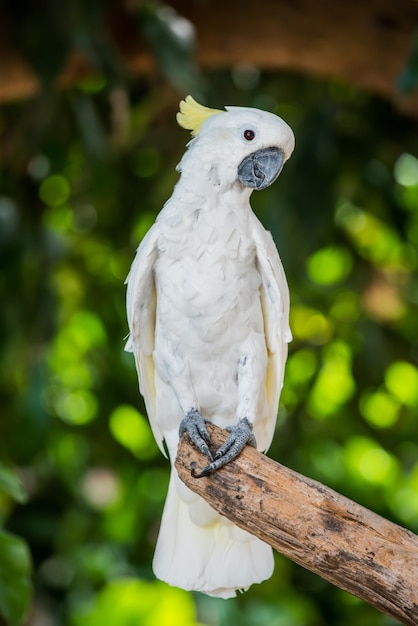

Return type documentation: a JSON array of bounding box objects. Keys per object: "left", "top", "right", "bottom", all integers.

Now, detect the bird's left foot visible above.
[{"left": 191, "top": 417, "right": 256, "bottom": 478}]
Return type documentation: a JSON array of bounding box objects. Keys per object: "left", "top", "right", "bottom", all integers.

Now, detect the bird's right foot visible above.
[{"left": 179, "top": 409, "right": 213, "bottom": 461}]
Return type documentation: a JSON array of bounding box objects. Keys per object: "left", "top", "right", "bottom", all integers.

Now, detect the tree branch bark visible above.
[{"left": 175, "top": 423, "right": 418, "bottom": 626}]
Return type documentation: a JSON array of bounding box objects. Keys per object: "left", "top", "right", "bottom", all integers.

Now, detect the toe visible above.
[
  {"left": 179, "top": 409, "right": 213, "bottom": 461},
  {"left": 214, "top": 417, "right": 256, "bottom": 459}
]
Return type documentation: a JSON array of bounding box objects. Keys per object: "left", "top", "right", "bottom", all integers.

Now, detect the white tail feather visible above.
[{"left": 153, "top": 473, "right": 274, "bottom": 598}]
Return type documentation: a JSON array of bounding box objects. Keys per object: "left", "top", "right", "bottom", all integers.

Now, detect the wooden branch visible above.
[
  {"left": 175, "top": 423, "right": 418, "bottom": 626},
  {"left": 1, "top": 0, "right": 418, "bottom": 118}
]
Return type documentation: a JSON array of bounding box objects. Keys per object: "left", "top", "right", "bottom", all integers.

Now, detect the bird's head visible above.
[{"left": 176, "top": 96, "right": 295, "bottom": 193}]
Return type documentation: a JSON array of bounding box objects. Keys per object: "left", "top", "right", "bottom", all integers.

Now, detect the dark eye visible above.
[{"left": 243, "top": 129, "right": 255, "bottom": 141}]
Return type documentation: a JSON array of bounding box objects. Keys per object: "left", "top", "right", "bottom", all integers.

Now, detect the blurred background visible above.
[{"left": 1, "top": 1, "right": 418, "bottom": 625}]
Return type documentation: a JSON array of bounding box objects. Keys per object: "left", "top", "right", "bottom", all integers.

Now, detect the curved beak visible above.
[{"left": 237, "top": 147, "right": 284, "bottom": 190}]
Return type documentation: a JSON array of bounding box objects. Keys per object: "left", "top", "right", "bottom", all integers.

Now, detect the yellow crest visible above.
[{"left": 176, "top": 95, "right": 223, "bottom": 137}]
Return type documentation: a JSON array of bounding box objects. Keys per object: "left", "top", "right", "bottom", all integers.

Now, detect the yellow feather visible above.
[{"left": 176, "top": 95, "right": 224, "bottom": 136}]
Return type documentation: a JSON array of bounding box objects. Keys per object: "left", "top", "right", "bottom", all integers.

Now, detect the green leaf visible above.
[
  {"left": 397, "top": 30, "right": 418, "bottom": 94},
  {"left": 138, "top": 4, "right": 205, "bottom": 94},
  {"left": 0, "top": 530, "right": 32, "bottom": 625},
  {"left": 0, "top": 466, "right": 27, "bottom": 504}
]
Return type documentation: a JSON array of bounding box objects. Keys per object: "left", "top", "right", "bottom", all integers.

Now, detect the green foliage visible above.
[
  {"left": 1, "top": 2, "right": 418, "bottom": 625},
  {"left": 71, "top": 578, "right": 203, "bottom": 626},
  {"left": 0, "top": 465, "right": 32, "bottom": 625},
  {"left": 0, "top": 466, "right": 27, "bottom": 504},
  {"left": 397, "top": 30, "right": 418, "bottom": 94},
  {"left": 109, "top": 404, "right": 160, "bottom": 459},
  {"left": 0, "top": 530, "right": 32, "bottom": 625},
  {"left": 138, "top": 3, "right": 204, "bottom": 95}
]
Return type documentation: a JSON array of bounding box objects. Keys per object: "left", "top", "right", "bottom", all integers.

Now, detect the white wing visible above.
[
  {"left": 125, "top": 224, "right": 165, "bottom": 455},
  {"left": 251, "top": 213, "right": 292, "bottom": 451}
]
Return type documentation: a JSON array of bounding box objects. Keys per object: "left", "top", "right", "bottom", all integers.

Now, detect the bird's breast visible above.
[{"left": 154, "top": 209, "right": 263, "bottom": 342}]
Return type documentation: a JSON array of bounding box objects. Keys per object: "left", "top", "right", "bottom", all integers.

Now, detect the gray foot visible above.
[
  {"left": 179, "top": 408, "right": 213, "bottom": 461},
  {"left": 191, "top": 417, "right": 256, "bottom": 478}
]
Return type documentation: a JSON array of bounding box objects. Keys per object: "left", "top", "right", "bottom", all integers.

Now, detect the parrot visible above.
[{"left": 125, "top": 95, "right": 295, "bottom": 598}]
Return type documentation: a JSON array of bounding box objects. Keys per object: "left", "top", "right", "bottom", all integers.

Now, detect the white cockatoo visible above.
[{"left": 126, "top": 96, "right": 294, "bottom": 598}]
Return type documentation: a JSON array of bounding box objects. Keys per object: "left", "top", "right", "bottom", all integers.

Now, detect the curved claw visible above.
[
  {"left": 190, "top": 458, "right": 227, "bottom": 478},
  {"left": 179, "top": 409, "right": 213, "bottom": 461},
  {"left": 190, "top": 461, "right": 213, "bottom": 478}
]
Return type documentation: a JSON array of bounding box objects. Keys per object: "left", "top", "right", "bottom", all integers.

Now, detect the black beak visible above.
[{"left": 237, "top": 147, "right": 284, "bottom": 190}]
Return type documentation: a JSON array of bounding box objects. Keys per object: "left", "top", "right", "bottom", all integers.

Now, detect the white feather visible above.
[
  {"left": 126, "top": 103, "right": 294, "bottom": 597},
  {"left": 153, "top": 474, "right": 274, "bottom": 599}
]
